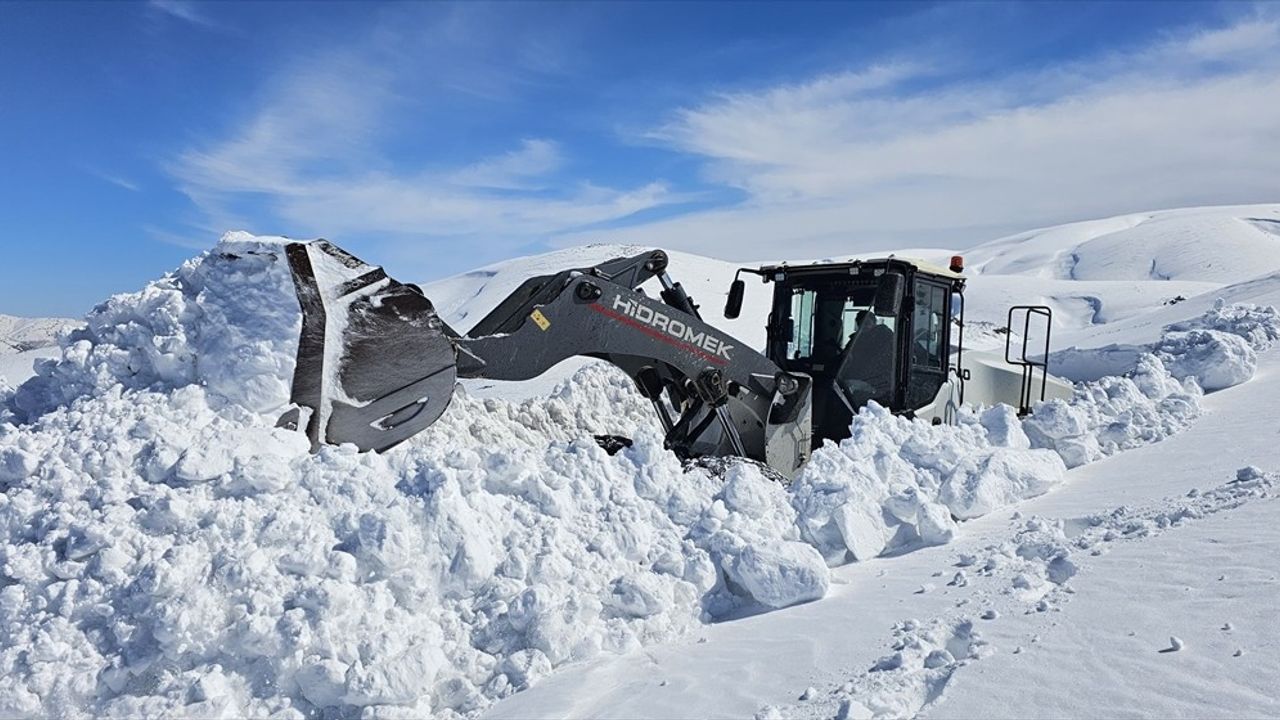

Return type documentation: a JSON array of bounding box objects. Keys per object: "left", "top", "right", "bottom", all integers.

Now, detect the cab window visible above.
[
  {"left": 786, "top": 285, "right": 889, "bottom": 362},
  {"left": 906, "top": 280, "right": 949, "bottom": 409},
  {"left": 912, "top": 282, "right": 947, "bottom": 369}
]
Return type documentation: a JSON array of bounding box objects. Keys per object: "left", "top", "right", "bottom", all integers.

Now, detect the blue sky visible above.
[{"left": 2, "top": 1, "right": 1278, "bottom": 317}]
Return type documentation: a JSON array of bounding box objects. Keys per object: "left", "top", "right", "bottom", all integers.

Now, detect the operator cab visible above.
[{"left": 726, "top": 256, "right": 965, "bottom": 446}]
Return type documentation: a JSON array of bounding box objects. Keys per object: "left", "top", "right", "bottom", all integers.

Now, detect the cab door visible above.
[{"left": 905, "top": 279, "right": 951, "bottom": 410}]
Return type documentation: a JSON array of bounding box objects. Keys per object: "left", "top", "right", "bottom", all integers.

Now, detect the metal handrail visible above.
[{"left": 1004, "top": 305, "right": 1053, "bottom": 415}]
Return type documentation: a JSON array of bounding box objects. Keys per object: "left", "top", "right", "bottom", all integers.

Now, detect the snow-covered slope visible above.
[
  {"left": 0, "top": 314, "right": 79, "bottom": 355},
  {"left": 0, "top": 348, "right": 62, "bottom": 389},
  {"left": 965, "top": 204, "right": 1280, "bottom": 282},
  {"left": 2, "top": 204, "right": 1279, "bottom": 719},
  {"left": 0, "top": 315, "right": 82, "bottom": 388}
]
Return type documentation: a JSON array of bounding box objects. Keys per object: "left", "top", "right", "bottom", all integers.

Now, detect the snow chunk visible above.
[
  {"left": 1026, "top": 355, "right": 1202, "bottom": 468},
  {"left": 791, "top": 403, "right": 1063, "bottom": 563},
  {"left": 1166, "top": 299, "right": 1280, "bottom": 350},
  {"left": 941, "top": 448, "right": 1067, "bottom": 520},
  {"left": 1156, "top": 329, "right": 1255, "bottom": 392},
  {"left": 729, "top": 542, "right": 830, "bottom": 609}
]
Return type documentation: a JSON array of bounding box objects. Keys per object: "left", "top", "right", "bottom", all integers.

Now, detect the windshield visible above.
[
  {"left": 784, "top": 281, "right": 901, "bottom": 409},
  {"left": 786, "top": 285, "right": 884, "bottom": 362}
]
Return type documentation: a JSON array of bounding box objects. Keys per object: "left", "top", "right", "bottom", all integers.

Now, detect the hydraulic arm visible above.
[{"left": 278, "top": 240, "right": 813, "bottom": 476}]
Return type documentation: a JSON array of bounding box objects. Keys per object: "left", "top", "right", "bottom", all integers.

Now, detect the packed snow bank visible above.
[
  {"left": 0, "top": 235, "right": 830, "bottom": 717},
  {"left": 1050, "top": 300, "right": 1280, "bottom": 392},
  {"left": 0, "top": 232, "right": 1235, "bottom": 717},
  {"left": 0, "top": 244, "right": 808, "bottom": 717},
  {"left": 1024, "top": 355, "right": 1203, "bottom": 468},
  {"left": 10, "top": 232, "right": 300, "bottom": 422},
  {"left": 1165, "top": 299, "right": 1280, "bottom": 350},
  {"left": 791, "top": 404, "right": 1066, "bottom": 566},
  {"left": 1, "top": 363, "right": 836, "bottom": 717}
]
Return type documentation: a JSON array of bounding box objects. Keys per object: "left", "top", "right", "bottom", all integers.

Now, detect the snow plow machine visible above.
[{"left": 277, "top": 241, "right": 1072, "bottom": 478}]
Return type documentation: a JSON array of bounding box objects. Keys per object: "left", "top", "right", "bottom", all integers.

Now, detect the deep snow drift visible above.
[{"left": 1, "top": 218, "right": 1278, "bottom": 718}]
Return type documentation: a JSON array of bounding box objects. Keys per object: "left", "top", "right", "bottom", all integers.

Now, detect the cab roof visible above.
[{"left": 752, "top": 256, "right": 965, "bottom": 282}]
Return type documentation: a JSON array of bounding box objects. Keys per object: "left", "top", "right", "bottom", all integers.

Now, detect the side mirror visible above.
[
  {"left": 724, "top": 278, "right": 745, "bottom": 319},
  {"left": 873, "top": 273, "right": 904, "bottom": 317}
]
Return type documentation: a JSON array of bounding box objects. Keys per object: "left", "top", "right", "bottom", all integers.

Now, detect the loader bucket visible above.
[{"left": 278, "top": 240, "right": 458, "bottom": 452}]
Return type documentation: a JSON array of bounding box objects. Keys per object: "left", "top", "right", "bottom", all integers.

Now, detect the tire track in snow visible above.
[{"left": 758, "top": 466, "right": 1278, "bottom": 720}]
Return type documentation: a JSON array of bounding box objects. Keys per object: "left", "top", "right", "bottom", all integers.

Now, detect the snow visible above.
[
  {"left": 0, "top": 314, "right": 79, "bottom": 356},
  {"left": 729, "top": 542, "right": 829, "bottom": 610},
  {"left": 0, "top": 343, "right": 816, "bottom": 714},
  {"left": 790, "top": 404, "right": 1065, "bottom": 566},
  {"left": 964, "top": 204, "right": 1280, "bottom": 283},
  {"left": 479, "top": 205, "right": 1280, "bottom": 719},
  {"left": 1050, "top": 299, "right": 1280, "bottom": 391},
  {"left": 9, "top": 232, "right": 300, "bottom": 421},
  {"left": 7, "top": 233, "right": 1054, "bottom": 717},
  {"left": 3, "top": 203, "right": 1280, "bottom": 718},
  {"left": 1023, "top": 355, "right": 1203, "bottom": 468},
  {"left": 933, "top": 472, "right": 1280, "bottom": 719},
  {"left": 489, "top": 366, "right": 1280, "bottom": 719},
  {"left": 0, "top": 347, "right": 60, "bottom": 388},
  {"left": 770, "top": 466, "right": 1279, "bottom": 720}
]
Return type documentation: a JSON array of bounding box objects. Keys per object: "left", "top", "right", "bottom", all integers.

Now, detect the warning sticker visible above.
[{"left": 530, "top": 309, "right": 551, "bottom": 331}]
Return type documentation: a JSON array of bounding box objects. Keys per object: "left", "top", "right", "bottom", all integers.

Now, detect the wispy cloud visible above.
[
  {"left": 165, "top": 7, "right": 674, "bottom": 271},
  {"left": 85, "top": 167, "right": 140, "bottom": 192},
  {"left": 559, "top": 12, "right": 1280, "bottom": 260},
  {"left": 148, "top": 0, "right": 234, "bottom": 34},
  {"left": 449, "top": 139, "right": 563, "bottom": 190},
  {"left": 143, "top": 224, "right": 213, "bottom": 251}
]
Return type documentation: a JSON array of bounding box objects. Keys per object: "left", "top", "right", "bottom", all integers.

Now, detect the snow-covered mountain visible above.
[
  {"left": 0, "top": 314, "right": 81, "bottom": 389},
  {"left": 1, "top": 206, "right": 1278, "bottom": 719},
  {"left": 0, "top": 313, "right": 79, "bottom": 355}
]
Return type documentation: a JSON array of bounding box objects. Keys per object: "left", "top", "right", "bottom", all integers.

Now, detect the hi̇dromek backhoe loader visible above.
[{"left": 277, "top": 241, "right": 1073, "bottom": 477}]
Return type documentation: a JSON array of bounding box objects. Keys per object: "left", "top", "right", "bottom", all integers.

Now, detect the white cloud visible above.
[
  {"left": 1185, "top": 15, "right": 1280, "bottom": 59},
  {"left": 562, "top": 14, "right": 1280, "bottom": 261},
  {"left": 143, "top": 224, "right": 214, "bottom": 251},
  {"left": 166, "top": 6, "right": 1280, "bottom": 278},
  {"left": 166, "top": 9, "right": 674, "bottom": 270},
  {"left": 449, "top": 139, "right": 564, "bottom": 190}
]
